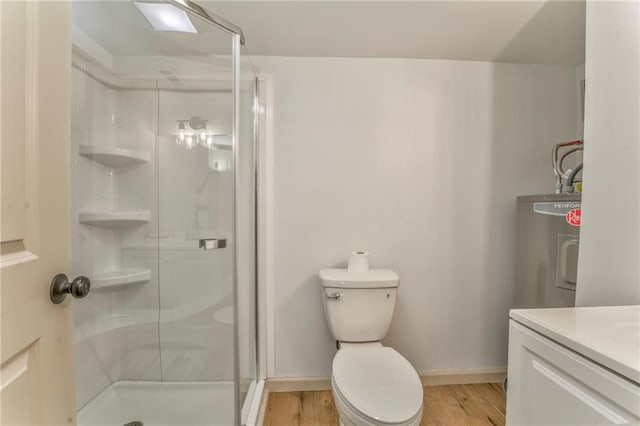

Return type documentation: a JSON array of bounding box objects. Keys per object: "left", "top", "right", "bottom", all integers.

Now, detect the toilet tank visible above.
[{"left": 319, "top": 269, "right": 399, "bottom": 342}]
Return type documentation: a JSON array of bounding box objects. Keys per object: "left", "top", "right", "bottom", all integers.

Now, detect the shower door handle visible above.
[{"left": 199, "top": 239, "right": 227, "bottom": 250}]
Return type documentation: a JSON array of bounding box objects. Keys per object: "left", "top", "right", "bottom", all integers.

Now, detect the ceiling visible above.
[
  {"left": 205, "top": 0, "right": 586, "bottom": 65},
  {"left": 73, "top": 1, "right": 586, "bottom": 66},
  {"left": 73, "top": 1, "right": 232, "bottom": 57}
]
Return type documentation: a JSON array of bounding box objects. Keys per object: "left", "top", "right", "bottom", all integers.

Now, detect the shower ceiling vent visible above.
[{"left": 159, "top": 69, "right": 182, "bottom": 83}]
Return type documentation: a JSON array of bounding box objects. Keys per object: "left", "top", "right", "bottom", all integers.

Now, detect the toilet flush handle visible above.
[{"left": 326, "top": 292, "right": 342, "bottom": 300}]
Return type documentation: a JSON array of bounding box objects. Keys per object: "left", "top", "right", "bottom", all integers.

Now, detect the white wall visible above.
[
  {"left": 253, "top": 56, "right": 579, "bottom": 377},
  {"left": 576, "top": 1, "right": 640, "bottom": 306}
]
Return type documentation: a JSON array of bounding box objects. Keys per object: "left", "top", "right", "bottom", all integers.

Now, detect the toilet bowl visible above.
[
  {"left": 331, "top": 345, "right": 423, "bottom": 426},
  {"left": 319, "top": 264, "right": 424, "bottom": 426}
]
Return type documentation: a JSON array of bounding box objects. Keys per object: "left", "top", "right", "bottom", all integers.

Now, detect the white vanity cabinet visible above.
[{"left": 506, "top": 307, "right": 640, "bottom": 425}]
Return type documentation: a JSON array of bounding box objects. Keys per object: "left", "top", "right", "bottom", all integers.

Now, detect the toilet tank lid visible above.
[{"left": 319, "top": 269, "right": 399, "bottom": 288}]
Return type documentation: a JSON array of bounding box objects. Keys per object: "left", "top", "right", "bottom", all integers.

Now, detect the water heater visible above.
[{"left": 514, "top": 194, "right": 581, "bottom": 308}]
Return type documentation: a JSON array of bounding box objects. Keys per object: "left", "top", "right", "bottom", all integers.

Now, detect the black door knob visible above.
[{"left": 50, "top": 274, "right": 91, "bottom": 304}]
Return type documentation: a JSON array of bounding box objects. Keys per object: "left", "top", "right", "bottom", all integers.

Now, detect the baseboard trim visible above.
[
  {"left": 419, "top": 368, "right": 507, "bottom": 386},
  {"left": 266, "top": 377, "right": 332, "bottom": 392},
  {"left": 265, "top": 368, "right": 507, "bottom": 392}
]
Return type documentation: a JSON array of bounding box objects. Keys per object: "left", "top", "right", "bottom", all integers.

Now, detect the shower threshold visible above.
[{"left": 77, "top": 381, "right": 234, "bottom": 426}]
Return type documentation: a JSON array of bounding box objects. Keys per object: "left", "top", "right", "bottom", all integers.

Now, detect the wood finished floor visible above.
[{"left": 263, "top": 383, "right": 505, "bottom": 426}]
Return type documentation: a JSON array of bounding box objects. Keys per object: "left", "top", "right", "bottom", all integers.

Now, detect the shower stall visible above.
[{"left": 69, "top": 1, "right": 259, "bottom": 424}]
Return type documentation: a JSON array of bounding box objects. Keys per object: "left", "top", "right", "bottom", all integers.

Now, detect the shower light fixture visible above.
[
  {"left": 176, "top": 117, "right": 223, "bottom": 150},
  {"left": 178, "top": 121, "right": 186, "bottom": 142},
  {"left": 134, "top": 2, "right": 197, "bottom": 33},
  {"left": 185, "top": 135, "right": 195, "bottom": 149}
]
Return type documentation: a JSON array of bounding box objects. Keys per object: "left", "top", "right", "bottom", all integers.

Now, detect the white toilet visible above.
[{"left": 319, "top": 267, "right": 423, "bottom": 426}]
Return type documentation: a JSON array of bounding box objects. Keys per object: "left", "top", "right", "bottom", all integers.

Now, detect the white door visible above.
[{"left": 0, "top": 2, "right": 77, "bottom": 425}]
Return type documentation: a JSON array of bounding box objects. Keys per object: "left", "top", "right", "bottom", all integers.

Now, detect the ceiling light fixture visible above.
[{"left": 134, "top": 2, "right": 197, "bottom": 33}]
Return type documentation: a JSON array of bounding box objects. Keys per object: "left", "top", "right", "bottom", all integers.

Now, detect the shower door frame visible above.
[
  {"left": 231, "top": 32, "right": 242, "bottom": 426},
  {"left": 233, "top": 42, "right": 261, "bottom": 426}
]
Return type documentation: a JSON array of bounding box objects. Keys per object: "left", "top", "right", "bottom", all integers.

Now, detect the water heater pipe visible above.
[
  {"left": 566, "top": 163, "right": 583, "bottom": 191},
  {"left": 552, "top": 139, "right": 583, "bottom": 193}
]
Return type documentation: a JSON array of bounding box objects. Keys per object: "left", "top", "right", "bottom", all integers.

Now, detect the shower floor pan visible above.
[{"left": 77, "top": 381, "right": 234, "bottom": 426}]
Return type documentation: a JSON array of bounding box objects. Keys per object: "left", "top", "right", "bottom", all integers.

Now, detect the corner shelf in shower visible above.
[
  {"left": 79, "top": 210, "right": 150, "bottom": 227},
  {"left": 79, "top": 144, "right": 150, "bottom": 168},
  {"left": 90, "top": 268, "right": 151, "bottom": 290}
]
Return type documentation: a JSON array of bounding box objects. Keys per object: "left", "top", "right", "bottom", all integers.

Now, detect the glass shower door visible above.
[
  {"left": 156, "top": 54, "right": 236, "bottom": 425},
  {"left": 70, "top": 1, "right": 257, "bottom": 424}
]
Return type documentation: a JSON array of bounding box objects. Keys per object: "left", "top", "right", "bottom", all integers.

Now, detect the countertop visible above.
[{"left": 510, "top": 305, "right": 640, "bottom": 384}]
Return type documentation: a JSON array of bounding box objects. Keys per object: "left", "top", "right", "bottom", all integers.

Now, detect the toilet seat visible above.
[{"left": 332, "top": 347, "right": 423, "bottom": 425}]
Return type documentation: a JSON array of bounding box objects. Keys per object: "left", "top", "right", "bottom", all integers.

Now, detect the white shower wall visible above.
[
  {"left": 71, "top": 67, "right": 235, "bottom": 410},
  {"left": 72, "top": 66, "right": 162, "bottom": 409}
]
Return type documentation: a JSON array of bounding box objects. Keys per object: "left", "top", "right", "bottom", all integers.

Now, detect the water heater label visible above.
[
  {"left": 533, "top": 202, "right": 581, "bottom": 217},
  {"left": 566, "top": 208, "right": 581, "bottom": 226}
]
